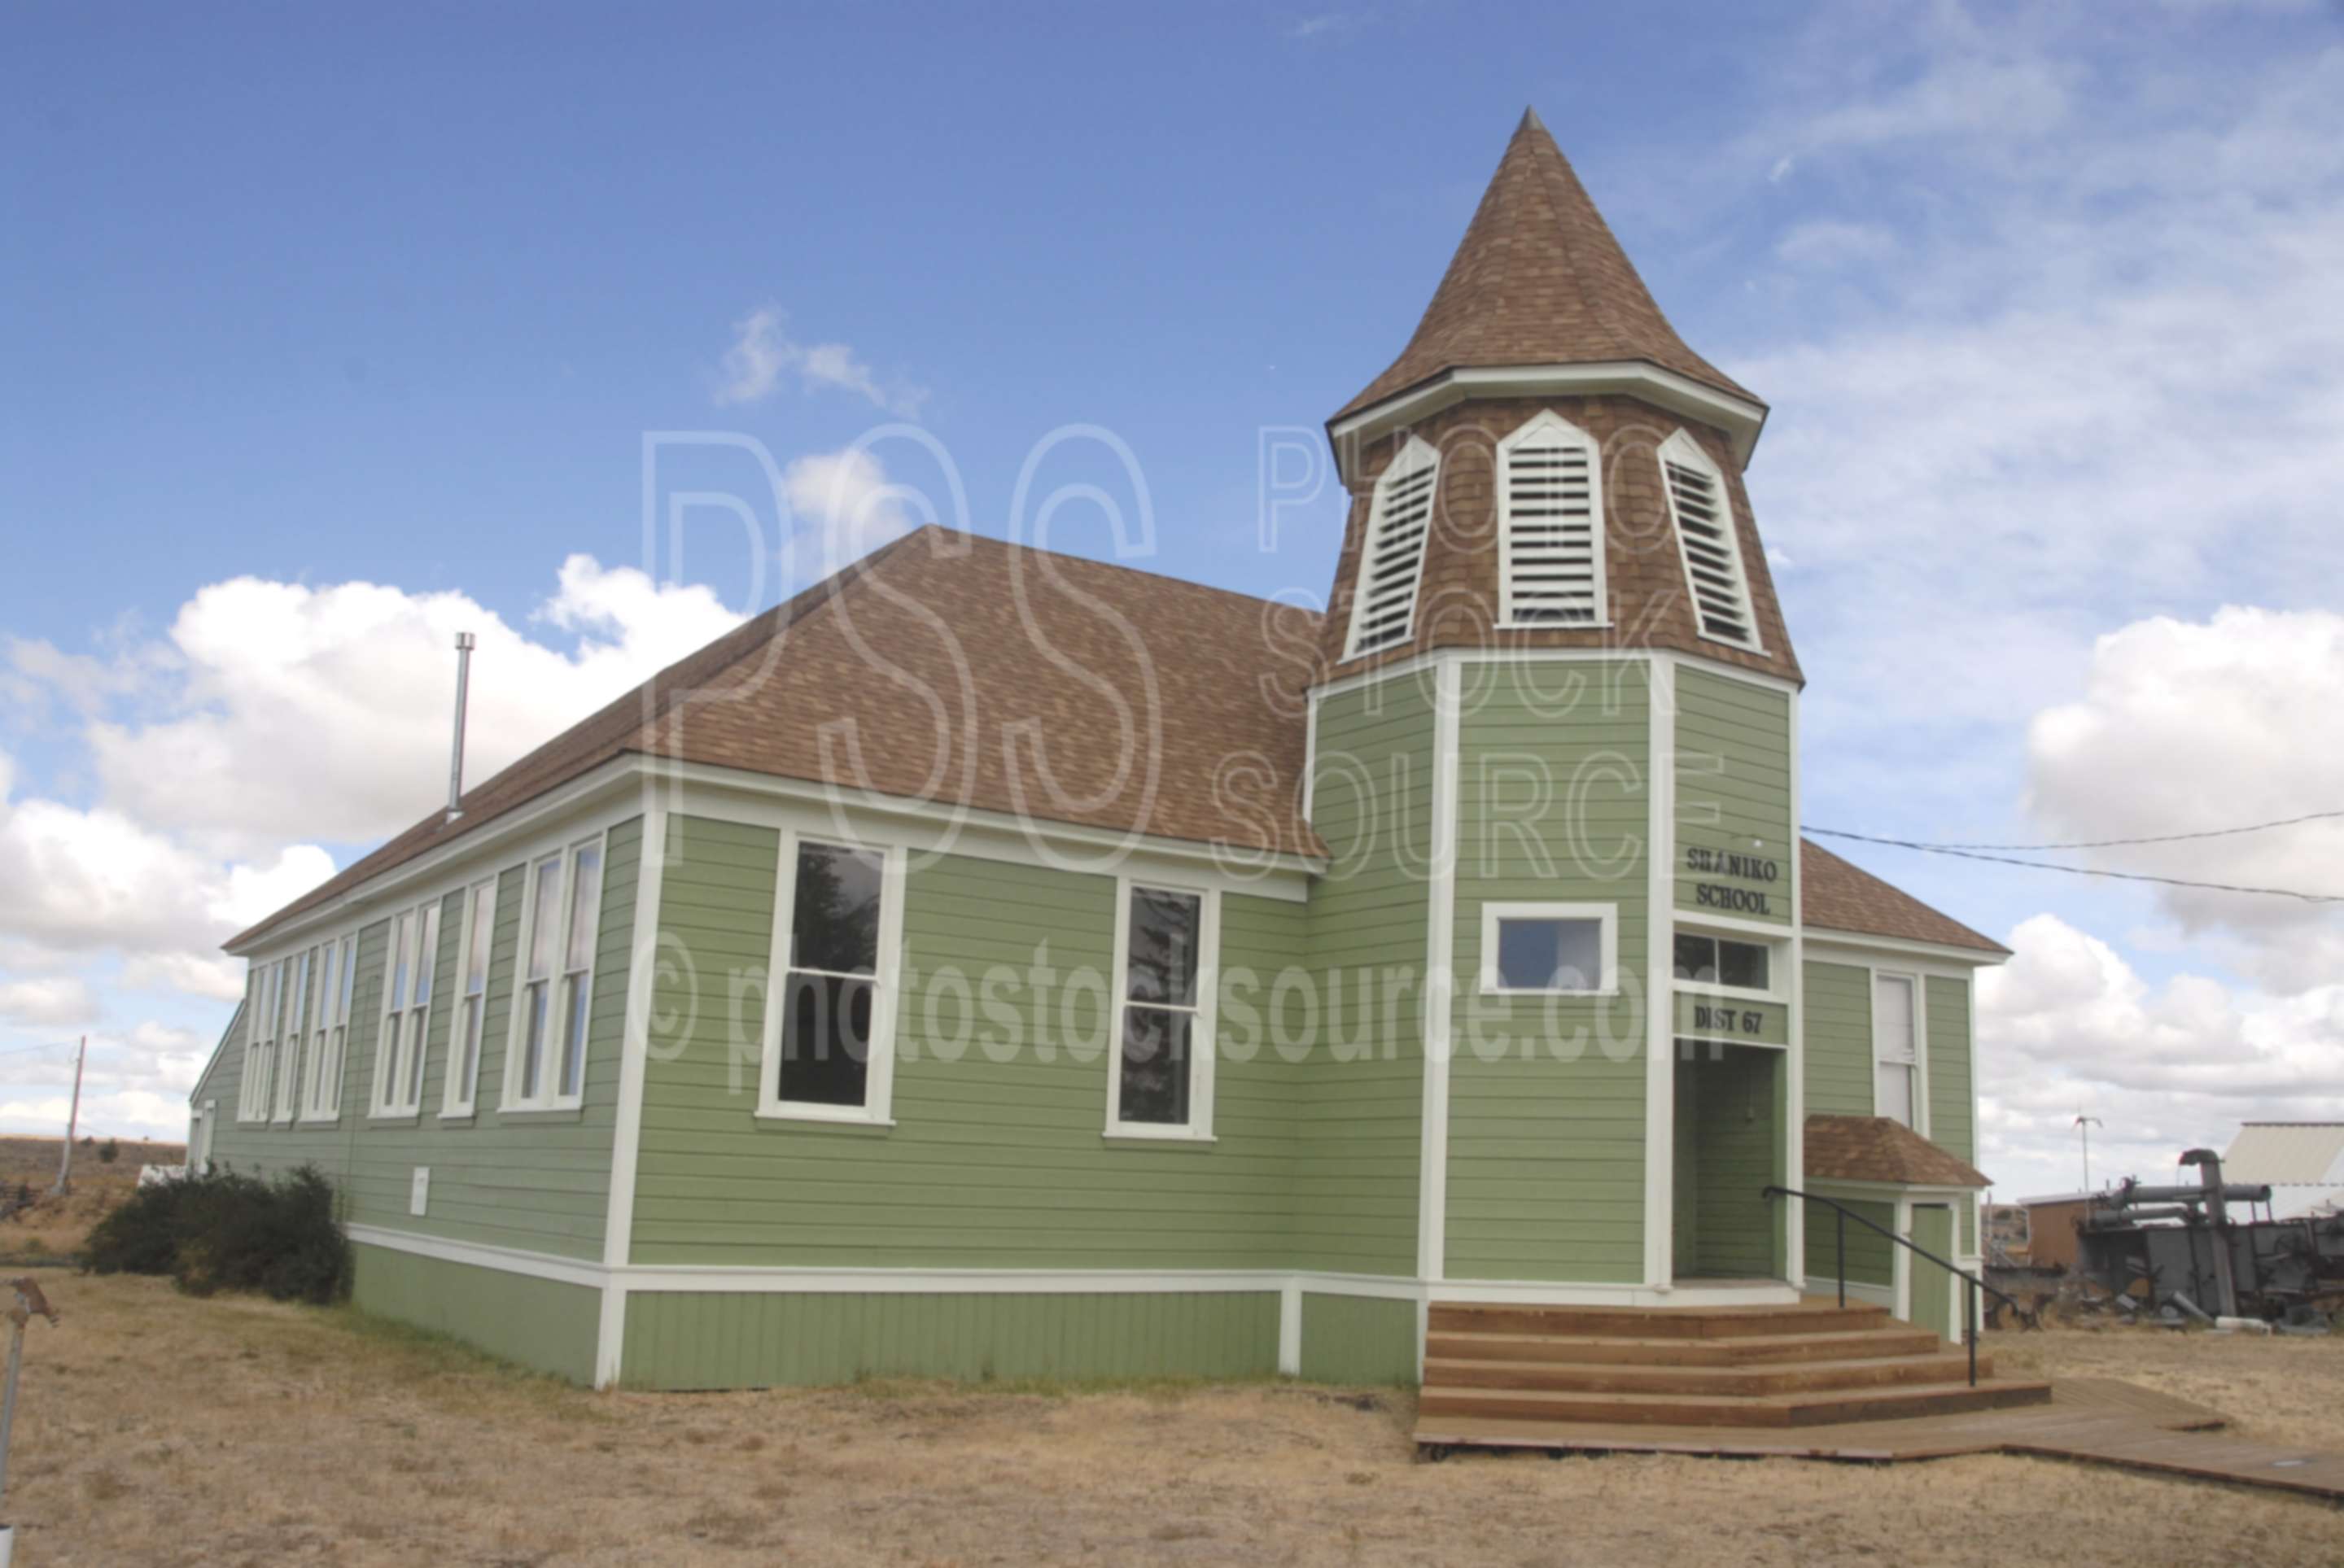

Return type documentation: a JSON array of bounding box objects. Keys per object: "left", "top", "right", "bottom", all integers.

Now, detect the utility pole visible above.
[
  {"left": 50, "top": 1037, "right": 85, "bottom": 1197},
  {"left": 2073, "top": 1112, "right": 2103, "bottom": 1195}
]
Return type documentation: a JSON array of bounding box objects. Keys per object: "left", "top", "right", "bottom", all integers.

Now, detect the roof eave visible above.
[{"left": 1327, "top": 359, "right": 1769, "bottom": 484}]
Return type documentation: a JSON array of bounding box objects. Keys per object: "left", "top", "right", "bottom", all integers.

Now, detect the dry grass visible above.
[
  {"left": 3, "top": 1274, "right": 2342, "bottom": 1565},
  {"left": 0, "top": 1135, "right": 185, "bottom": 1261}
]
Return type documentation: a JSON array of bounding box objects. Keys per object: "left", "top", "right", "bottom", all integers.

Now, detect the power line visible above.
[
  {"left": 1803, "top": 828, "right": 2344, "bottom": 904},
  {"left": 1868, "top": 807, "right": 2344, "bottom": 853}
]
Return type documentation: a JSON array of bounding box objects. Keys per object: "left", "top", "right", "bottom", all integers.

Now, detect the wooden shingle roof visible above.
[
  {"left": 1336, "top": 109, "right": 1758, "bottom": 421},
  {"left": 1801, "top": 839, "right": 2009, "bottom": 956},
  {"left": 1806, "top": 1114, "right": 1992, "bottom": 1189}
]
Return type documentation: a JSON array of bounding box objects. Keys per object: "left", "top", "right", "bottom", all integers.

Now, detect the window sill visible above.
[
  {"left": 1479, "top": 986, "right": 1621, "bottom": 1000},
  {"left": 1103, "top": 1125, "right": 1218, "bottom": 1145},
  {"left": 496, "top": 1104, "right": 586, "bottom": 1124},
  {"left": 437, "top": 1110, "right": 477, "bottom": 1126},
  {"left": 365, "top": 1109, "right": 423, "bottom": 1127},
  {"left": 1694, "top": 631, "right": 1769, "bottom": 657},
  {"left": 754, "top": 1105, "right": 896, "bottom": 1130},
  {"left": 295, "top": 1115, "right": 340, "bottom": 1129},
  {"left": 1673, "top": 982, "right": 1786, "bottom": 1005},
  {"left": 1494, "top": 618, "right": 1615, "bottom": 632}
]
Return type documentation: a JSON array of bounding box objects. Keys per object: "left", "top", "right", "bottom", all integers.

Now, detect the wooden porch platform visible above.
[{"left": 1418, "top": 1377, "right": 2344, "bottom": 1502}]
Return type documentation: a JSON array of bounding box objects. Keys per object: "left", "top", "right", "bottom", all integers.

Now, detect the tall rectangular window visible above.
[
  {"left": 1108, "top": 881, "right": 1217, "bottom": 1138},
  {"left": 505, "top": 836, "right": 605, "bottom": 1111},
  {"left": 444, "top": 878, "right": 497, "bottom": 1116},
  {"left": 758, "top": 835, "right": 902, "bottom": 1125},
  {"left": 303, "top": 933, "right": 353, "bottom": 1120},
  {"left": 275, "top": 947, "right": 313, "bottom": 1122},
  {"left": 240, "top": 961, "right": 279, "bottom": 1123},
  {"left": 375, "top": 899, "right": 441, "bottom": 1115},
  {"left": 1874, "top": 972, "right": 1919, "bottom": 1128}
]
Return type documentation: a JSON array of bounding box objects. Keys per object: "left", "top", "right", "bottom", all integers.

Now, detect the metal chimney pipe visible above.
[{"left": 447, "top": 631, "right": 476, "bottom": 823}]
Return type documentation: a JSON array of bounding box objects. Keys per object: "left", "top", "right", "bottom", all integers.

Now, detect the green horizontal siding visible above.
[
  {"left": 1686, "top": 1046, "right": 1782, "bottom": 1278},
  {"left": 1447, "top": 660, "right": 1648, "bottom": 1283},
  {"left": 202, "top": 818, "right": 640, "bottom": 1262},
  {"left": 1297, "top": 679, "right": 1432, "bottom": 1275},
  {"left": 1803, "top": 961, "right": 1872, "bottom": 1117},
  {"left": 1297, "top": 1293, "right": 1419, "bottom": 1386},
  {"left": 619, "top": 1291, "right": 1279, "bottom": 1390},
  {"left": 636, "top": 819, "right": 1301, "bottom": 1269},
  {"left": 1926, "top": 976, "right": 1974, "bottom": 1164},
  {"left": 1800, "top": 1192, "right": 1896, "bottom": 1287},
  {"left": 352, "top": 1243, "right": 600, "bottom": 1382},
  {"left": 1673, "top": 668, "right": 1793, "bottom": 926}
]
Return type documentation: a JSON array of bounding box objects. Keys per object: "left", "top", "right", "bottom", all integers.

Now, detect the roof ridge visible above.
[{"left": 933, "top": 525, "right": 1327, "bottom": 618}]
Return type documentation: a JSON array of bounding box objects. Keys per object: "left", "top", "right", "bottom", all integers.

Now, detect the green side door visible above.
[{"left": 1908, "top": 1203, "right": 1957, "bottom": 1343}]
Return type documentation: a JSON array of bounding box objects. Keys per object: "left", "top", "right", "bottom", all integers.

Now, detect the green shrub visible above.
[
  {"left": 85, "top": 1165, "right": 351, "bottom": 1305},
  {"left": 98, "top": 1138, "right": 120, "bottom": 1164}
]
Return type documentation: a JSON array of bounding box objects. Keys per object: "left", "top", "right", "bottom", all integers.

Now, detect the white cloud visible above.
[
  {"left": 783, "top": 448, "right": 922, "bottom": 574},
  {"left": 1773, "top": 219, "right": 1899, "bottom": 269},
  {"left": 714, "top": 304, "right": 926, "bottom": 417},
  {"left": 1978, "top": 912, "right": 2344, "bottom": 1196},
  {"left": 25, "top": 559, "right": 745, "bottom": 852},
  {"left": 0, "top": 976, "right": 98, "bottom": 1028}
]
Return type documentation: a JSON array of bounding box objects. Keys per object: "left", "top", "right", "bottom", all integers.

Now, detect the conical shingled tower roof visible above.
[{"left": 1336, "top": 109, "right": 1756, "bottom": 420}]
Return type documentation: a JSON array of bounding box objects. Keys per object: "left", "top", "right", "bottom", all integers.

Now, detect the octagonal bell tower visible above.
[{"left": 1304, "top": 110, "right": 1809, "bottom": 1297}]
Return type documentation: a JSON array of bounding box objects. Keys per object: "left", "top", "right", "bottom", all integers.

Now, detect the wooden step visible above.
[
  {"left": 1417, "top": 1378, "right": 2053, "bottom": 1429},
  {"left": 1427, "top": 1302, "right": 1891, "bottom": 1341},
  {"left": 1423, "top": 1351, "right": 1992, "bottom": 1398},
  {"left": 1424, "top": 1326, "right": 1946, "bottom": 1368}
]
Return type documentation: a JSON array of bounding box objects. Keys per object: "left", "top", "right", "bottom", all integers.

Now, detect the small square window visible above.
[{"left": 1479, "top": 904, "right": 1616, "bottom": 994}]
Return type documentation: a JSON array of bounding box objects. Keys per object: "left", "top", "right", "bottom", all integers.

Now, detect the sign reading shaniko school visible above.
[{"left": 1685, "top": 845, "right": 1782, "bottom": 915}]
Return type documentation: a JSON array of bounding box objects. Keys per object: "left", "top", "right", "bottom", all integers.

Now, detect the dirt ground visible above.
[
  {"left": 2, "top": 1272, "right": 2341, "bottom": 1566},
  {"left": 0, "top": 1137, "right": 185, "bottom": 1261}
]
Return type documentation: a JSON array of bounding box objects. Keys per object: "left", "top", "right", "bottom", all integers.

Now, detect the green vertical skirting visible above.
[
  {"left": 351, "top": 1242, "right": 601, "bottom": 1383},
  {"left": 618, "top": 1291, "right": 1281, "bottom": 1391},
  {"left": 1297, "top": 1293, "right": 1419, "bottom": 1387}
]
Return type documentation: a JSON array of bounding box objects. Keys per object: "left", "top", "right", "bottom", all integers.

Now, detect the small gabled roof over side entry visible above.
[
  {"left": 230, "top": 527, "right": 1326, "bottom": 950},
  {"left": 1807, "top": 1114, "right": 1992, "bottom": 1190}
]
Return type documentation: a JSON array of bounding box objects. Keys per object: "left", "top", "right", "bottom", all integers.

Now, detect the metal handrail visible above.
[{"left": 1763, "top": 1184, "right": 2030, "bottom": 1387}]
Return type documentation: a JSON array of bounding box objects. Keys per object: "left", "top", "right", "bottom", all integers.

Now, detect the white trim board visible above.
[
  {"left": 1415, "top": 657, "right": 1462, "bottom": 1282},
  {"left": 1327, "top": 361, "right": 1769, "bottom": 474}
]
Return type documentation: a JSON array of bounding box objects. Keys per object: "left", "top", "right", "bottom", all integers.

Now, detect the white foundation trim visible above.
[{"left": 1278, "top": 1281, "right": 1301, "bottom": 1375}]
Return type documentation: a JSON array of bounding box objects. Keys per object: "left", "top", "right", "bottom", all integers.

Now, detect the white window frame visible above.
[
  {"left": 1871, "top": 968, "right": 1927, "bottom": 1133},
  {"left": 1478, "top": 901, "right": 1619, "bottom": 996},
  {"left": 500, "top": 832, "right": 609, "bottom": 1114},
  {"left": 1496, "top": 409, "right": 1608, "bottom": 629},
  {"left": 1658, "top": 427, "right": 1765, "bottom": 653},
  {"left": 1340, "top": 435, "right": 1441, "bottom": 661},
  {"left": 300, "top": 932, "right": 356, "bottom": 1123},
  {"left": 238, "top": 959, "right": 279, "bottom": 1125},
  {"left": 273, "top": 946, "right": 312, "bottom": 1125},
  {"left": 443, "top": 876, "right": 501, "bottom": 1119},
  {"left": 373, "top": 896, "right": 444, "bottom": 1118},
  {"left": 756, "top": 832, "right": 906, "bottom": 1127},
  {"left": 1669, "top": 921, "right": 1786, "bottom": 1003},
  {"left": 1104, "top": 876, "right": 1220, "bottom": 1142}
]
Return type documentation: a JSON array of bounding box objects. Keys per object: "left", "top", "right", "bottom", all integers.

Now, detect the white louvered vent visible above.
[
  {"left": 1342, "top": 437, "right": 1440, "bottom": 659},
  {"left": 1660, "top": 430, "right": 1762, "bottom": 651},
  {"left": 1498, "top": 413, "right": 1606, "bottom": 627}
]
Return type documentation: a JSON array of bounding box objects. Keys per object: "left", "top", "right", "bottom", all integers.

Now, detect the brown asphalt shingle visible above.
[
  {"left": 1336, "top": 108, "right": 1759, "bottom": 421},
  {"left": 1801, "top": 839, "right": 2009, "bottom": 955},
  {"left": 229, "top": 527, "right": 1323, "bottom": 949},
  {"left": 1806, "top": 1113, "right": 1992, "bottom": 1189}
]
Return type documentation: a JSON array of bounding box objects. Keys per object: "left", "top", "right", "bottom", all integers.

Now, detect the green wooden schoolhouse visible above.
[{"left": 192, "top": 111, "right": 2007, "bottom": 1393}]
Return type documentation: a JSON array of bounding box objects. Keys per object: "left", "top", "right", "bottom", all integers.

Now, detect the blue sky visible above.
[{"left": 6, "top": 1, "right": 2342, "bottom": 1199}]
